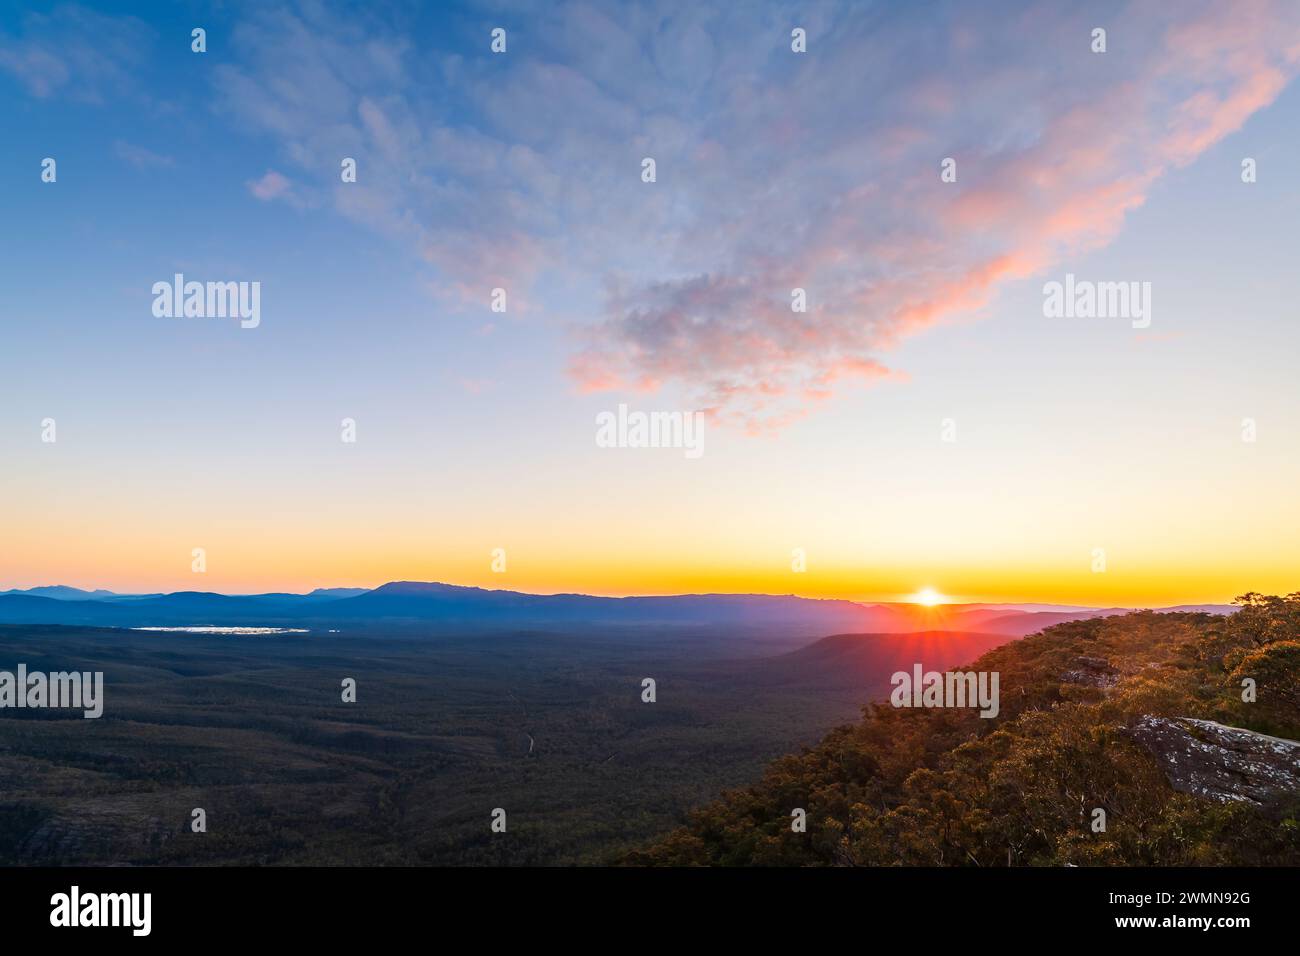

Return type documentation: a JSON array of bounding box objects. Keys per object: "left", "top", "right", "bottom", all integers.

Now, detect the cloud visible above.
[
  {"left": 247, "top": 170, "right": 293, "bottom": 201},
  {"left": 459, "top": 377, "right": 497, "bottom": 395},
  {"left": 208, "top": 0, "right": 1300, "bottom": 430},
  {"left": 113, "top": 140, "right": 173, "bottom": 170},
  {"left": 245, "top": 169, "right": 313, "bottom": 210},
  {"left": 0, "top": 4, "right": 150, "bottom": 103}
]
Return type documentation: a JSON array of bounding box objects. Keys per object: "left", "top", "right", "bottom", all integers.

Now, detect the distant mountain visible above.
[
  {"left": 824, "top": 604, "right": 1156, "bottom": 637},
  {"left": 328, "top": 581, "right": 879, "bottom": 632},
  {"left": 0, "top": 592, "right": 262, "bottom": 627},
  {"left": 0, "top": 584, "right": 371, "bottom": 603},
  {"left": 240, "top": 588, "right": 372, "bottom": 603},
  {"left": 943, "top": 603, "right": 1102, "bottom": 613},
  {"left": 0, "top": 586, "right": 119, "bottom": 601},
  {"left": 0, "top": 580, "right": 1238, "bottom": 634}
]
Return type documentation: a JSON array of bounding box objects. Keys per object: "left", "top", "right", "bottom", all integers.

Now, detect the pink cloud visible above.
[
  {"left": 571, "top": 1, "right": 1300, "bottom": 428},
  {"left": 248, "top": 169, "right": 293, "bottom": 201},
  {"left": 209, "top": 0, "right": 1300, "bottom": 432}
]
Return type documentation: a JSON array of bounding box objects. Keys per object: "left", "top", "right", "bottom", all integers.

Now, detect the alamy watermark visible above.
[
  {"left": 1043, "top": 273, "right": 1150, "bottom": 329},
  {"left": 0, "top": 664, "right": 103, "bottom": 718},
  {"left": 152, "top": 273, "right": 260, "bottom": 329},
  {"left": 595, "top": 403, "right": 704, "bottom": 459},
  {"left": 50, "top": 886, "right": 150, "bottom": 936},
  {"left": 890, "top": 664, "right": 999, "bottom": 718}
]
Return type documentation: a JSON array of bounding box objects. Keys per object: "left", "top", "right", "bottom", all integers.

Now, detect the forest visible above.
[{"left": 630, "top": 593, "right": 1300, "bottom": 865}]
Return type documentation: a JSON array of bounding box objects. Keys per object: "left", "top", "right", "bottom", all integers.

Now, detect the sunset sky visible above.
[{"left": 3, "top": 1, "right": 1299, "bottom": 605}]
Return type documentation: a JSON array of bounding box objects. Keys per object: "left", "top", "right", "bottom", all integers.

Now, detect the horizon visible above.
[
  {"left": 5, "top": 1, "right": 1300, "bottom": 608},
  {"left": 0, "top": 576, "right": 1248, "bottom": 610}
]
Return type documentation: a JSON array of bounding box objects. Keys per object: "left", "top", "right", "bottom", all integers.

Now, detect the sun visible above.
[{"left": 909, "top": 587, "right": 947, "bottom": 607}]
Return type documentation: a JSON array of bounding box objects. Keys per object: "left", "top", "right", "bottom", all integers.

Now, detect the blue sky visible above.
[{"left": 3, "top": 0, "right": 1299, "bottom": 603}]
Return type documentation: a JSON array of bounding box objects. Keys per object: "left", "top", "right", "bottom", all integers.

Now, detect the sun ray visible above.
[{"left": 909, "top": 587, "right": 946, "bottom": 607}]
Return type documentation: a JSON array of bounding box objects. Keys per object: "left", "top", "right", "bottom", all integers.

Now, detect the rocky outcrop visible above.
[
  {"left": 17, "top": 800, "right": 173, "bottom": 864},
  {"left": 1129, "top": 716, "right": 1300, "bottom": 806}
]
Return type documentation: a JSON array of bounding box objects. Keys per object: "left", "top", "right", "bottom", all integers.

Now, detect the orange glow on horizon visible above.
[{"left": 0, "top": 484, "right": 1285, "bottom": 608}]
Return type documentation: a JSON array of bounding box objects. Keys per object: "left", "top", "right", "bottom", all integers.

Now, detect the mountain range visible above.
[{"left": 0, "top": 581, "right": 1236, "bottom": 634}]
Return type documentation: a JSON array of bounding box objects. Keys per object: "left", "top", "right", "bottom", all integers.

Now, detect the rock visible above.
[
  {"left": 17, "top": 802, "right": 173, "bottom": 864},
  {"left": 1129, "top": 716, "right": 1300, "bottom": 806},
  {"left": 1060, "top": 655, "right": 1118, "bottom": 688}
]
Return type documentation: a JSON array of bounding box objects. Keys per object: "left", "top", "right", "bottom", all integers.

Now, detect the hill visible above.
[
  {"left": 0, "top": 586, "right": 118, "bottom": 601},
  {"left": 744, "top": 631, "right": 1016, "bottom": 693},
  {"left": 0, "top": 581, "right": 1235, "bottom": 640},
  {"left": 628, "top": 592, "right": 1300, "bottom": 866}
]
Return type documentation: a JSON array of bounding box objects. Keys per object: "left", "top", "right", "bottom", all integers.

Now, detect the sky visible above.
[{"left": 2, "top": 0, "right": 1299, "bottom": 605}]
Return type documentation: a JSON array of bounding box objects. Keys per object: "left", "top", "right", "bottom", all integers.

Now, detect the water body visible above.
[{"left": 130, "top": 626, "right": 309, "bottom": 635}]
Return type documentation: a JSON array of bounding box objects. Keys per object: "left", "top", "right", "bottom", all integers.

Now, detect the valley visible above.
[{"left": 0, "top": 622, "right": 1017, "bottom": 865}]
